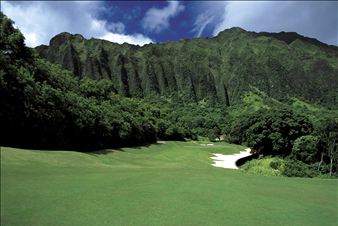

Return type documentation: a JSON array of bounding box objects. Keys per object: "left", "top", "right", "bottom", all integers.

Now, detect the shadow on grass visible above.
[
  {"left": 84, "top": 141, "right": 167, "bottom": 156},
  {"left": 3, "top": 140, "right": 168, "bottom": 155},
  {"left": 86, "top": 149, "right": 118, "bottom": 156},
  {"left": 236, "top": 154, "right": 259, "bottom": 168}
]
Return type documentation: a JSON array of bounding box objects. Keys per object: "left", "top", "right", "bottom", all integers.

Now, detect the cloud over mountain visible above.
[
  {"left": 2, "top": 1, "right": 336, "bottom": 47},
  {"left": 2, "top": 1, "right": 153, "bottom": 47}
]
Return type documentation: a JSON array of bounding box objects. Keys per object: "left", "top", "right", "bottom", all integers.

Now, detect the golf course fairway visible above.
[{"left": 1, "top": 141, "right": 337, "bottom": 226}]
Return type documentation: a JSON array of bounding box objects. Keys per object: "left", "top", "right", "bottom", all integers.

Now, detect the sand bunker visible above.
[
  {"left": 157, "top": 141, "right": 166, "bottom": 144},
  {"left": 210, "top": 148, "right": 252, "bottom": 169}
]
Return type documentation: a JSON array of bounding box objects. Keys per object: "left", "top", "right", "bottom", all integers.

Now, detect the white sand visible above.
[
  {"left": 157, "top": 141, "right": 166, "bottom": 144},
  {"left": 200, "top": 144, "right": 214, "bottom": 146},
  {"left": 210, "top": 148, "right": 252, "bottom": 169}
]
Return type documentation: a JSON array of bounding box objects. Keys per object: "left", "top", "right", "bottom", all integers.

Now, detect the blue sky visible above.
[{"left": 2, "top": 1, "right": 337, "bottom": 47}]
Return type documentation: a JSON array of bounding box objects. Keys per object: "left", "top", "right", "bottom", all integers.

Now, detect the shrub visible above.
[
  {"left": 241, "top": 157, "right": 321, "bottom": 178},
  {"left": 208, "top": 133, "right": 217, "bottom": 142},
  {"left": 240, "top": 157, "right": 283, "bottom": 176},
  {"left": 281, "top": 159, "right": 318, "bottom": 178},
  {"left": 270, "top": 160, "right": 281, "bottom": 170}
]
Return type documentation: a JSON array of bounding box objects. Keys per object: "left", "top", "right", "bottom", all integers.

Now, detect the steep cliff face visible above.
[{"left": 35, "top": 28, "right": 338, "bottom": 108}]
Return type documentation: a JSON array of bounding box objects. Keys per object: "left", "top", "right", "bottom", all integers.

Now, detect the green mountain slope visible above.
[{"left": 35, "top": 27, "right": 338, "bottom": 109}]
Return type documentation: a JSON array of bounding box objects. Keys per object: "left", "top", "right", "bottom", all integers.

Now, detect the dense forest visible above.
[{"left": 1, "top": 12, "right": 337, "bottom": 177}]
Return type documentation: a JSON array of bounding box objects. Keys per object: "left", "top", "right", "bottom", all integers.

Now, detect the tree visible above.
[
  {"left": 230, "top": 109, "right": 266, "bottom": 145},
  {"left": 0, "top": 12, "right": 37, "bottom": 148},
  {"left": 213, "top": 126, "right": 221, "bottom": 141},
  {"left": 290, "top": 135, "right": 320, "bottom": 164},
  {"left": 314, "top": 117, "right": 338, "bottom": 176},
  {"left": 208, "top": 133, "right": 217, "bottom": 142},
  {"left": 246, "top": 109, "right": 313, "bottom": 157},
  {"left": 0, "top": 12, "right": 31, "bottom": 62}
]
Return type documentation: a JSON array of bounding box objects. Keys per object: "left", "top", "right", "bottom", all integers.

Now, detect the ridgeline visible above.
[{"left": 36, "top": 27, "right": 338, "bottom": 109}]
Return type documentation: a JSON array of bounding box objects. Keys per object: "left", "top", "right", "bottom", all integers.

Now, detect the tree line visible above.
[
  {"left": 0, "top": 12, "right": 194, "bottom": 151},
  {"left": 226, "top": 109, "right": 337, "bottom": 177}
]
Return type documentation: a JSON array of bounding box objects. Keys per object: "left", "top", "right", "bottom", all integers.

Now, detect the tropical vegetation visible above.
[{"left": 1, "top": 12, "right": 337, "bottom": 177}]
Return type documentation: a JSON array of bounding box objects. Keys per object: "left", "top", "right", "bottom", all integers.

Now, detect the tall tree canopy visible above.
[{"left": 244, "top": 109, "right": 313, "bottom": 157}]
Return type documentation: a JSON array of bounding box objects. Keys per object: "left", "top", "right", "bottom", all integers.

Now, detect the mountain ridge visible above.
[{"left": 35, "top": 27, "right": 338, "bottom": 109}]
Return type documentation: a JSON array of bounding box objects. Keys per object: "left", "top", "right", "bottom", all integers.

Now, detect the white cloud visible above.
[
  {"left": 106, "top": 22, "right": 126, "bottom": 34},
  {"left": 191, "top": 11, "right": 214, "bottom": 37},
  {"left": 142, "top": 1, "right": 185, "bottom": 33},
  {"left": 99, "top": 33, "right": 152, "bottom": 46},
  {"left": 212, "top": 1, "right": 338, "bottom": 46},
  {"left": 1, "top": 1, "right": 153, "bottom": 47}
]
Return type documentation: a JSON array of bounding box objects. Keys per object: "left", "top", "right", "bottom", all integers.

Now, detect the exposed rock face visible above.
[{"left": 35, "top": 28, "right": 338, "bottom": 107}]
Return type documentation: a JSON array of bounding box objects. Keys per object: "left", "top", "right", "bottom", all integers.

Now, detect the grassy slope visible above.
[{"left": 1, "top": 142, "right": 337, "bottom": 226}]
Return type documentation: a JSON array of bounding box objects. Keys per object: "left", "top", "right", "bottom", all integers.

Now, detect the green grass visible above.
[{"left": 1, "top": 142, "right": 337, "bottom": 226}]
